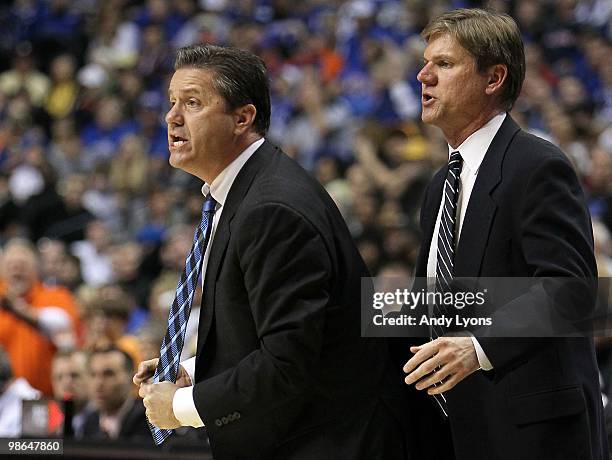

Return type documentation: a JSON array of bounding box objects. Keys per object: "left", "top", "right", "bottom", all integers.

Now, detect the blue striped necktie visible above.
[
  {"left": 148, "top": 193, "right": 217, "bottom": 445},
  {"left": 431, "top": 150, "right": 463, "bottom": 416}
]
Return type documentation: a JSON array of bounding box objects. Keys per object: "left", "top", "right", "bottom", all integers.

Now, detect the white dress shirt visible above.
[
  {"left": 426, "top": 112, "right": 507, "bottom": 371},
  {"left": 172, "top": 137, "right": 265, "bottom": 427}
]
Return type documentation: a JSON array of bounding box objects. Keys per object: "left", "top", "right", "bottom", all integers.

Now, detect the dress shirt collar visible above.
[
  {"left": 447, "top": 112, "right": 506, "bottom": 174},
  {"left": 201, "top": 137, "right": 265, "bottom": 205}
]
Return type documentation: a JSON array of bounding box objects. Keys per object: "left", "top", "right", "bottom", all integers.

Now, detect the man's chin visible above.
[
  {"left": 168, "top": 154, "right": 185, "bottom": 170},
  {"left": 420, "top": 110, "right": 442, "bottom": 127}
]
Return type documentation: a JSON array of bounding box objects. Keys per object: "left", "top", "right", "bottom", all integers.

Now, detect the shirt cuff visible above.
[
  {"left": 470, "top": 335, "right": 494, "bottom": 371},
  {"left": 173, "top": 386, "right": 204, "bottom": 428}
]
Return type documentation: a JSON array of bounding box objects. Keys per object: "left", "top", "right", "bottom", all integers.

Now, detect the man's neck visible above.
[
  {"left": 444, "top": 110, "right": 503, "bottom": 149},
  {"left": 203, "top": 133, "right": 262, "bottom": 184},
  {"left": 101, "top": 398, "right": 130, "bottom": 418}
]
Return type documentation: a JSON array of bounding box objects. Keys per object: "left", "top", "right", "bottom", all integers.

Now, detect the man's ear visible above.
[
  {"left": 485, "top": 64, "right": 507, "bottom": 97},
  {"left": 233, "top": 104, "right": 257, "bottom": 135}
]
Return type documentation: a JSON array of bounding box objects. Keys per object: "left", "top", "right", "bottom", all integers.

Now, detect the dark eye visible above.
[{"left": 186, "top": 99, "right": 199, "bottom": 107}]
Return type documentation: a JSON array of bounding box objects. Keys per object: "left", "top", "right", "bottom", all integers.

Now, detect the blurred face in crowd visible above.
[
  {"left": 51, "top": 352, "right": 89, "bottom": 409},
  {"left": 39, "top": 239, "right": 66, "bottom": 282},
  {"left": 417, "top": 33, "right": 504, "bottom": 147},
  {"left": 110, "top": 242, "right": 142, "bottom": 281},
  {"left": 1, "top": 243, "right": 38, "bottom": 297},
  {"left": 89, "top": 351, "right": 132, "bottom": 413},
  {"left": 50, "top": 54, "right": 75, "bottom": 82},
  {"left": 85, "top": 220, "right": 111, "bottom": 251},
  {"left": 96, "top": 98, "right": 122, "bottom": 131}
]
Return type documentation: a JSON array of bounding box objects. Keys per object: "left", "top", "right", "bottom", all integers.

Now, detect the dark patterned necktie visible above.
[
  {"left": 431, "top": 151, "right": 463, "bottom": 416},
  {"left": 148, "top": 193, "right": 217, "bottom": 444}
]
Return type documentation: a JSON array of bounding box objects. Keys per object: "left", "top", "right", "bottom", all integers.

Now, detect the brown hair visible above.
[
  {"left": 422, "top": 8, "right": 525, "bottom": 111},
  {"left": 174, "top": 44, "right": 271, "bottom": 136}
]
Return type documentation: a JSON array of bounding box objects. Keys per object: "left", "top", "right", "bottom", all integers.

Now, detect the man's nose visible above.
[
  {"left": 165, "top": 104, "right": 183, "bottom": 126},
  {"left": 417, "top": 63, "right": 434, "bottom": 85}
]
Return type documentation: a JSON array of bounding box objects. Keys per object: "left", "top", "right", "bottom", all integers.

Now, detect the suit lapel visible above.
[
  {"left": 454, "top": 115, "right": 520, "bottom": 276},
  {"left": 415, "top": 168, "right": 446, "bottom": 276},
  {"left": 196, "top": 140, "right": 277, "bottom": 359}
]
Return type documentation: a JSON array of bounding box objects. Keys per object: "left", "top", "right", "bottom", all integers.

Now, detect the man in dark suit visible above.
[
  {"left": 399, "top": 8, "right": 607, "bottom": 460},
  {"left": 84, "top": 347, "right": 152, "bottom": 443},
  {"left": 133, "top": 44, "right": 410, "bottom": 459}
]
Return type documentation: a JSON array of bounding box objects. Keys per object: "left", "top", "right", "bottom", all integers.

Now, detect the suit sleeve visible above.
[
  {"left": 477, "top": 153, "right": 596, "bottom": 376},
  {"left": 191, "top": 202, "right": 332, "bottom": 449}
]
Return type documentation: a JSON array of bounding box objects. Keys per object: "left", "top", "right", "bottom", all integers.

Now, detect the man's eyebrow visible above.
[
  {"left": 424, "top": 53, "right": 455, "bottom": 62},
  {"left": 168, "top": 86, "right": 203, "bottom": 97}
]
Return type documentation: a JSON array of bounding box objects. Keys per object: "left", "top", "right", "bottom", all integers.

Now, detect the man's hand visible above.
[
  {"left": 133, "top": 358, "right": 192, "bottom": 388},
  {"left": 139, "top": 381, "right": 182, "bottom": 429},
  {"left": 403, "top": 336, "right": 479, "bottom": 394},
  {"left": 0, "top": 295, "right": 40, "bottom": 330}
]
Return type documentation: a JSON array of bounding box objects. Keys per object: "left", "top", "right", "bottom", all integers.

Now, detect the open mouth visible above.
[
  {"left": 422, "top": 93, "right": 437, "bottom": 107},
  {"left": 170, "top": 135, "right": 189, "bottom": 147}
]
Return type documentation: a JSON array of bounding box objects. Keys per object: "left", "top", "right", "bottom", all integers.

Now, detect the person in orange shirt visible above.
[{"left": 0, "top": 238, "right": 80, "bottom": 396}]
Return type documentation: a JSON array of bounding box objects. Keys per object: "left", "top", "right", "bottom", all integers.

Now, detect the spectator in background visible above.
[
  {"left": 71, "top": 219, "right": 114, "bottom": 288},
  {"left": 7, "top": 144, "right": 63, "bottom": 241},
  {"left": 81, "top": 285, "right": 141, "bottom": 366},
  {"left": 57, "top": 253, "right": 84, "bottom": 293},
  {"left": 45, "top": 173, "right": 95, "bottom": 243},
  {"left": 0, "top": 346, "right": 40, "bottom": 438},
  {"left": 110, "top": 241, "right": 150, "bottom": 309},
  {"left": 586, "top": 145, "right": 612, "bottom": 232},
  {"left": 136, "top": 23, "right": 172, "bottom": 89},
  {"left": 81, "top": 165, "right": 123, "bottom": 231},
  {"left": 80, "top": 96, "right": 138, "bottom": 168},
  {"left": 44, "top": 53, "right": 79, "bottom": 121},
  {"left": 87, "top": 4, "right": 139, "bottom": 71},
  {"left": 0, "top": 45, "right": 50, "bottom": 107},
  {"left": 116, "top": 69, "right": 145, "bottom": 119},
  {"left": 31, "top": 0, "right": 85, "bottom": 62},
  {"left": 83, "top": 347, "right": 151, "bottom": 443},
  {"left": 135, "top": 90, "right": 169, "bottom": 174},
  {"left": 47, "top": 118, "right": 88, "bottom": 177},
  {"left": 38, "top": 238, "right": 68, "bottom": 286},
  {"left": 109, "top": 134, "right": 149, "bottom": 197},
  {"left": 0, "top": 238, "right": 80, "bottom": 395},
  {"left": 158, "top": 224, "right": 192, "bottom": 276},
  {"left": 50, "top": 349, "right": 94, "bottom": 439}
]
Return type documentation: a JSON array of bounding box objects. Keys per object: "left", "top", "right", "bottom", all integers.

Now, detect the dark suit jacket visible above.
[
  {"left": 406, "top": 115, "right": 607, "bottom": 460},
  {"left": 191, "top": 141, "right": 410, "bottom": 459},
  {"left": 82, "top": 398, "right": 153, "bottom": 444}
]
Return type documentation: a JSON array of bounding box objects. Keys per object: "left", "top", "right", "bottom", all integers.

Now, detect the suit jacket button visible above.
[
  {"left": 222, "top": 416, "right": 229, "bottom": 425},
  {"left": 215, "top": 419, "right": 223, "bottom": 427},
  {"left": 234, "top": 411, "right": 241, "bottom": 419}
]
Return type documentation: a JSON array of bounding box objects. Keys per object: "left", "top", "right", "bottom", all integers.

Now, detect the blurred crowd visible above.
[{"left": 0, "top": 0, "right": 611, "bottom": 447}]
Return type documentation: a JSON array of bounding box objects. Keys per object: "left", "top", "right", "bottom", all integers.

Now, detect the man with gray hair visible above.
[
  {"left": 0, "top": 238, "right": 80, "bottom": 396},
  {"left": 398, "top": 8, "right": 607, "bottom": 460}
]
